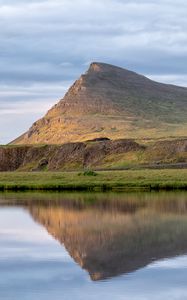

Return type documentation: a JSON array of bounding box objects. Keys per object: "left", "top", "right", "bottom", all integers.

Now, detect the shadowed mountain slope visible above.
[{"left": 12, "top": 62, "right": 187, "bottom": 145}]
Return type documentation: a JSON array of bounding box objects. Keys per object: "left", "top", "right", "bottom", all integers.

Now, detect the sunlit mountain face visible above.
[{"left": 3, "top": 192, "right": 187, "bottom": 281}]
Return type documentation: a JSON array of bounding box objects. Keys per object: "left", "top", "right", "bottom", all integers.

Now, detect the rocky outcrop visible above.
[
  {"left": 0, "top": 146, "right": 29, "bottom": 171},
  {"left": 83, "top": 139, "right": 143, "bottom": 166},
  {"left": 1, "top": 139, "right": 187, "bottom": 172},
  {"left": 0, "top": 139, "right": 144, "bottom": 171},
  {"left": 145, "top": 139, "right": 187, "bottom": 163}
]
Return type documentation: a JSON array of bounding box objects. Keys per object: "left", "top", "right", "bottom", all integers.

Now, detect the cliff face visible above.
[
  {"left": 0, "top": 138, "right": 187, "bottom": 171},
  {"left": 0, "top": 146, "right": 29, "bottom": 171},
  {"left": 12, "top": 62, "right": 187, "bottom": 145},
  {"left": 0, "top": 139, "right": 143, "bottom": 171}
]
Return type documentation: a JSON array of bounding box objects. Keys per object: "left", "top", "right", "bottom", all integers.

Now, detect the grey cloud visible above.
[{"left": 0, "top": 0, "right": 187, "bottom": 143}]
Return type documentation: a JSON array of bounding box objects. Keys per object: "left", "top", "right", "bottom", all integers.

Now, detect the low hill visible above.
[
  {"left": 1, "top": 138, "right": 187, "bottom": 171},
  {"left": 12, "top": 62, "right": 187, "bottom": 145}
]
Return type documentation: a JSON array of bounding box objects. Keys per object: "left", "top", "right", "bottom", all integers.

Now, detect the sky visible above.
[{"left": 0, "top": 0, "right": 187, "bottom": 144}]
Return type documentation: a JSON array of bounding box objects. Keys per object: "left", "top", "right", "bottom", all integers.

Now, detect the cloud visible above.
[
  {"left": 0, "top": 0, "right": 187, "bottom": 142},
  {"left": 0, "top": 82, "right": 71, "bottom": 144}
]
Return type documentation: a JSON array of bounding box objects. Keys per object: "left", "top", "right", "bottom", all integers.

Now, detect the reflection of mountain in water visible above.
[
  {"left": 19, "top": 192, "right": 187, "bottom": 281},
  {"left": 1, "top": 192, "right": 186, "bottom": 281}
]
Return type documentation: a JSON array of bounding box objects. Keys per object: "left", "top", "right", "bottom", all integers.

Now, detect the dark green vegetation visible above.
[
  {"left": 82, "top": 170, "right": 98, "bottom": 176},
  {"left": 0, "top": 169, "right": 187, "bottom": 191}
]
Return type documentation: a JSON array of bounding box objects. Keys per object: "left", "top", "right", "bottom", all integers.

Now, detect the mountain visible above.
[{"left": 12, "top": 62, "right": 187, "bottom": 145}]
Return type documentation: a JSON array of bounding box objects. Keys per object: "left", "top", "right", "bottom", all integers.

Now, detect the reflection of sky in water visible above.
[{"left": 0, "top": 207, "right": 187, "bottom": 300}]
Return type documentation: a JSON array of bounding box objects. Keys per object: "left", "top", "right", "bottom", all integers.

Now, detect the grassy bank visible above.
[{"left": 0, "top": 169, "right": 187, "bottom": 191}]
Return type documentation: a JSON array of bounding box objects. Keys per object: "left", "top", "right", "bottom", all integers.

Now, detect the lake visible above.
[{"left": 0, "top": 191, "right": 187, "bottom": 300}]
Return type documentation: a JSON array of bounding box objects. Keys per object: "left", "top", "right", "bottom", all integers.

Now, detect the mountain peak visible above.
[
  {"left": 87, "top": 62, "right": 104, "bottom": 72},
  {"left": 87, "top": 62, "right": 128, "bottom": 74}
]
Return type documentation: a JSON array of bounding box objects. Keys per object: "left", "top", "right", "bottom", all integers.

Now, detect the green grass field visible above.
[{"left": 0, "top": 169, "right": 187, "bottom": 191}]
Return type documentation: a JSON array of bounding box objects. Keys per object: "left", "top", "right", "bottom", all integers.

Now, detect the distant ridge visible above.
[{"left": 12, "top": 62, "right": 187, "bottom": 144}]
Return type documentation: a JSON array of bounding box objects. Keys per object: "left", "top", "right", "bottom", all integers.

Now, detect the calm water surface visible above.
[{"left": 0, "top": 192, "right": 187, "bottom": 300}]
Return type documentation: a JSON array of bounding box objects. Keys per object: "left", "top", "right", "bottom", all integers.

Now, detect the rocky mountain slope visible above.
[{"left": 12, "top": 62, "right": 187, "bottom": 145}]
